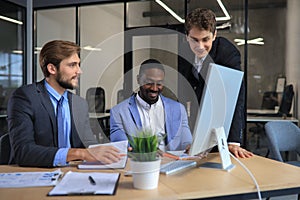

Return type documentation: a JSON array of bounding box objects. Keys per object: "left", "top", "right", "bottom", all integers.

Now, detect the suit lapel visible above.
[
  {"left": 128, "top": 95, "right": 142, "bottom": 129},
  {"left": 161, "top": 95, "right": 179, "bottom": 144},
  {"left": 36, "top": 80, "right": 58, "bottom": 146}
]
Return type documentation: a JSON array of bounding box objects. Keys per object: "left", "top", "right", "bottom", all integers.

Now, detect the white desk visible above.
[{"left": 247, "top": 116, "right": 299, "bottom": 124}]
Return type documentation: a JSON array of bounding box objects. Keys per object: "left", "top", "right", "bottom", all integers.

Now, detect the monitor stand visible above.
[{"left": 200, "top": 127, "right": 235, "bottom": 171}]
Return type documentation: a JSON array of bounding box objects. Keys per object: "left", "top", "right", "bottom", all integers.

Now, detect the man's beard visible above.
[{"left": 56, "top": 72, "right": 77, "bottom": 90}]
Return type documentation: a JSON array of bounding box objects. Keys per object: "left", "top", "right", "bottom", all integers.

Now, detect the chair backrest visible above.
[
  {"left": 86, "top": 87, "right": 105, "bottom": 113},
  {"left": 264, "top": 121, "right": 300, "bottom": 162},
  {"left": 261, "top": 91, "right": 278, "bottom": 110},
  {"left": 0, "top": 133, "right": 11, "bottom": 164},
  {"left": 279, "top": 84, "right": 294, "bottom": 116}
]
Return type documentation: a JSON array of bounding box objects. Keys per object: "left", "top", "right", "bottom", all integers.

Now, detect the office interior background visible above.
[{"left": 1, "top": 0, "right": 300, "bottom": 149}]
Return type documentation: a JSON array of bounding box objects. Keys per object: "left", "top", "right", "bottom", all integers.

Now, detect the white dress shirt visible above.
[{"left": 136, "top": 93, "right": 166, "bottom": 151}]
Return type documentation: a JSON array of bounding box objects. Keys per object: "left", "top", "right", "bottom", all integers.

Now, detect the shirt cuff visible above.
[
  {"left": 53, "top": 148, "right": 69, "bottom": 166},
  {"left": 228, "top": 142, "right": 240, "bottom": 146}
]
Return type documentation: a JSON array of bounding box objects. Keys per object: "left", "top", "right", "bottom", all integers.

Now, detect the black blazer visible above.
[
  {"left": 7, "top": 80, "right": 97, "bottom": 167},
  {"left": 179, "top": 37, "right": 245, "bottom": 143}
]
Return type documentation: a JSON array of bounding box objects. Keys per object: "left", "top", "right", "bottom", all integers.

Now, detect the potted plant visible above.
[{"left": 127, "top": 129, "right": 161, "bottom": 190}]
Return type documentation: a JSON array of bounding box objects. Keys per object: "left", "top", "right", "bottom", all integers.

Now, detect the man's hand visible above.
[
  {"left": 228, "top": 144, "right": 254, "bottom": 158},
  {"left": 67, "top": 146, "right": 123, "bottom": 164}
]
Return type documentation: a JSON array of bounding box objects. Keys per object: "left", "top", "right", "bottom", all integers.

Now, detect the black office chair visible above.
[
  {"left": 0, "top": 132, "right": 11, "bottom": 164},
  {"left": 85, "top": 87, "right": 110, "bottom": 142},
  {"left": 248, "top": 91, "right": 279, "bottom": 150},
  {"left": 86, "top": 87, "right": 105, "bottom": 113}
]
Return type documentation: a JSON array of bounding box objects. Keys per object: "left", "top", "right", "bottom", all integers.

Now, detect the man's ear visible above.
[{"left": 47, "top": 63, "right": 57, "bottom": 75}]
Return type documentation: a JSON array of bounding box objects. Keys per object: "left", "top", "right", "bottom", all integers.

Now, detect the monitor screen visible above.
[{"left": 189, "top": 63, "right": 244, "bottom": 156}]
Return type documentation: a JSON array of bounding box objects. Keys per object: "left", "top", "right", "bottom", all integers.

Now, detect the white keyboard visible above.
[{"left": 160, "top": 160, "right": 197, "bottom": 175}]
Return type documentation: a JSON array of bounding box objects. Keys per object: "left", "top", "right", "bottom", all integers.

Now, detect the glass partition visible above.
[
  {"left": 79, "top": 3, "right": 124, "bottom": 109},
  {"left": 34, "top": 7, "right": 76, "bottom": 81},
  {"left": 0, "top": 1, "right": 25, "bottom": 135}
]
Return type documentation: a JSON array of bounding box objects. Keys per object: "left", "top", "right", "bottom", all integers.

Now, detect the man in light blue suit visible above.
[{"left": 110, "top": 59, "right": 192, "bottom": 151}]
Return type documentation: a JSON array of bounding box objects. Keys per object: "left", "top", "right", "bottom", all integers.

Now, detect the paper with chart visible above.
[
  {"left": 48, "top": 171, "right": 120, "bottom": 195},
  {"left": 78, "top": 140, "right": 128, "bottom": 169},
  {"left": 0, "top": 169, "right": 62, "bottom": 188}
]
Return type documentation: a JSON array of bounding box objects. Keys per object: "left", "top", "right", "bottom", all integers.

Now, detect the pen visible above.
[{"left": 88, "top": 176, "right": 96, "bottom": 185}]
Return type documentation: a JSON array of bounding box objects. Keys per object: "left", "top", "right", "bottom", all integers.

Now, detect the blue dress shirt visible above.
[{"left": 44, "top": 80, "right": 71, "bottom": 166}]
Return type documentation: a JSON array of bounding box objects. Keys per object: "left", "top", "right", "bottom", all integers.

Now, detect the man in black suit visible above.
[
  {"left": 179, "top": 8, "right": 253, "bottom": 158},
  {"left": 7, "top": 40, "right": 122, "bottom": 167}
]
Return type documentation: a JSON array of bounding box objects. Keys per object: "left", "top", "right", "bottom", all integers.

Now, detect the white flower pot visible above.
[{"left": 130, "top": 158, "right": 161, "bottom": 190}]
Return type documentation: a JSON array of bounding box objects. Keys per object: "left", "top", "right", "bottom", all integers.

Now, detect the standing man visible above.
[
  {"left": 180, "top": 8, "right": 253, "bottom": 158},
  {"left": 7, "top": 40, "right": 122, "bottom": 167},
  {"left": 110, "top": 59, "right": 192, "bottom": 151}
]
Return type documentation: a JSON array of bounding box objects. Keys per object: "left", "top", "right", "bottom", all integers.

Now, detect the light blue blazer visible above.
[{"left": 110, "top": 94, "right": 192, "bottom": 151}]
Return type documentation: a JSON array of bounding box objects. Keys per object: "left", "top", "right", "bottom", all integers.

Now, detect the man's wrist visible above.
[{"left": 228, "top": 142, "right": 240, "bottom": 146}]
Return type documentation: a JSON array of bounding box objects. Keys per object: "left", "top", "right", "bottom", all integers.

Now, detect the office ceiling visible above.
[{"left": 1, "top": 0, "right": 287, "bottom": 53}]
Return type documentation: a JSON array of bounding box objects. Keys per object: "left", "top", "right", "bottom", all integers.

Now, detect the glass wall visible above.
[
  {"left": 33, "top": 0, "right": 296, "bottom": 148},
  {"left": 0, "top": 1, "right": 25, "bottom": 135},
  {"left": 79, "top": 3, "right": 124, "bottom": 109},
  {"left": 34, "top": 7, "right": 76, "bottom": 81}
]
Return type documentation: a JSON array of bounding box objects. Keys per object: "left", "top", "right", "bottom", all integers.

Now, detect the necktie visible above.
[{"left": 57, "top": 96, "right": 66, "bottom": 148}]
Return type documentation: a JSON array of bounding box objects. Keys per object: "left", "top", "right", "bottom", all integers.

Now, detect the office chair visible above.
[
  {"left": 265, "top": 121, "right": 300, "bottom": 165},
  {"left": 264, "top": 121, "right": 300, "bottom": 200},
  {"left": 0, "top": 132, "right": 11, "bottom": 164},
  {"left": 86, "top": 87, "right": 105, "bottom": 113},
  {"left": 248, "top": 91, "right": 278, "bottom": 149},
  {"left": 85, "top": 87, "right": 109, "bottom": 141}
]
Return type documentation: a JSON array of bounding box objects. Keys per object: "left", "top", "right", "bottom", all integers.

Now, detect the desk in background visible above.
[
  {"left": 246, "top": 109, "right": 298, "bottom": 148},
  {"left": 247, "top": 116, "right": 299, "bottom": 124},
  {"left": 1, "top": 154, "right": 300, "bottom": 200}
]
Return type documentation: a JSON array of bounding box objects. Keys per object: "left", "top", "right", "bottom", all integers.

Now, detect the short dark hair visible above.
[
  {"left": 39, "top": 40, "right": 80, "bottom": 77},
  {"left": 185, "top": 8, "right": 216, "bottom": 35},
  {"left": 138, "top": 59, "right": 165, "bottom": 76}
]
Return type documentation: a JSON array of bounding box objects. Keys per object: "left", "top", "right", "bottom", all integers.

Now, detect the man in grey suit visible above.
[
  {"left": 110, "top": 59, "right": 192, "bottom": 151},
  {"left": 7, "top": 40, "right": 122, "bottom": 167}
]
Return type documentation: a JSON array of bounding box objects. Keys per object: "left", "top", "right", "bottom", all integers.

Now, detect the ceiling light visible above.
[
  {"left": 155, "top": 0, "right": 185, "bottom": 23},
  {"left": 83, "top": 46, "right": 102, "bottom": 51},
  {"left": 12, "top": 50, "right": 23, "bottom": 54},
  {"left": 155, "top": 0, "right": 230, "bottom": 23},
  {"left": 0, "top": 15, "right": 23, "bottom": 25},
  {"left": 216, "top": 22, "right": 231, "bottom": 29},
  {"left": 234, "top": 37, "right": 264, "bottom": 46},
  {"left": 216, "top": 0, "right": 231, "bottom": 21}
]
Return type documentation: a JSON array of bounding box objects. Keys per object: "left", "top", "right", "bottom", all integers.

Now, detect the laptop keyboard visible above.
[{"left": 160, "top": 160, "right": 197, "bottom": 175}]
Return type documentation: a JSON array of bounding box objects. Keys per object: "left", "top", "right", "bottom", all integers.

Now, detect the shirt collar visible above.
[
  {"left": 44, "top": 80, "right": 68, "bottom": 102},
  {"left": 136, "top": 92, "right": 162, "bottom": 111},
  {"left": 194, "top": 55, "right": 208, "bottom": 73}
]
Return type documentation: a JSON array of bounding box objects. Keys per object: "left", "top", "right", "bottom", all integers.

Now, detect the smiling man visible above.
[
  {"left": 7, "top": 40, "right": 122, "bottom": 167},
  {"left": 179, "top": 8, "right": 253, "bottom": 158},
  {"left": 110, "top": 59, "right": 192, "bottom": 152}
]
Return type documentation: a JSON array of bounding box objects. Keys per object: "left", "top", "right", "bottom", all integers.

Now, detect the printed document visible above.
[
  {"left": 0, "top": 169, "right": 62, "bottom": 188},
  {"left": 48, "top": 171, "right": 120, "bottom": 195}
]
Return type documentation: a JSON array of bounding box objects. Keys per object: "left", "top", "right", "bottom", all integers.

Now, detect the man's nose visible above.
[
  {"left": 196, "top": 41, "right": 204, "bottom": 49},
  {"left": 77, "top": 65, "right": 82, "bottom": 74},
  {"left": 150, "top": 83, "right": 159, "bottom": 91}
]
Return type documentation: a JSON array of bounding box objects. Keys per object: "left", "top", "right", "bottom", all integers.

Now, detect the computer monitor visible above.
[{"left": 189, "top": 63, "right": 244, "bottom": 158}]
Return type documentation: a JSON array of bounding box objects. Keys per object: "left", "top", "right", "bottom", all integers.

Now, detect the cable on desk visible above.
[{"left": 229, "top": 152, "right": 262, "bottom": 200}]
